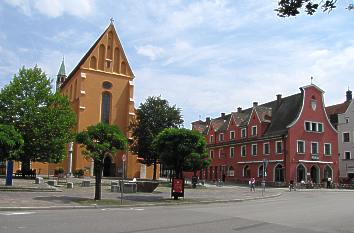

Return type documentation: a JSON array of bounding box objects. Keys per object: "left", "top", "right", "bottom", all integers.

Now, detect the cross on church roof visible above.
[
  {"left": 110, "top": 17, "right": 114, "bottom": 24},
  {"left": 311, "top": 76, "right": 313, "bottom": 85}
]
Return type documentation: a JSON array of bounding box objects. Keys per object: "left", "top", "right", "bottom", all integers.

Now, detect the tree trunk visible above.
[
  {"left": 153, "top": 158, "right": 157, "bottom": 180},
  {"left": 94, "top": 160, "right": 103, "bottom": 200}
]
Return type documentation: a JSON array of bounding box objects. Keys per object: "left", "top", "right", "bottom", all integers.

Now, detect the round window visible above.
[{"left": 102, "top": 81, "right": 112, "bottom": 89}]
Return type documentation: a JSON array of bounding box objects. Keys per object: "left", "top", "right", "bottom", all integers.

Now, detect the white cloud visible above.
[
  {"left": 136, "top": 45, "right": 164, "bottom": 60},
  {"left": 4, "top": 0, "right": 95, "bottom": 18}
]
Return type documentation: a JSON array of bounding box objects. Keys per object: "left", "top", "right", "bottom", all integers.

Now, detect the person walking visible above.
[{"left": 251, "top": 177, "right": 256, "bottom": 192}]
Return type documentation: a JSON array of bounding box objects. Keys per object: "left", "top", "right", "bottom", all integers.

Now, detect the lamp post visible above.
[{"left": 262, "top": 159, "right": 268, "bottom": 196}]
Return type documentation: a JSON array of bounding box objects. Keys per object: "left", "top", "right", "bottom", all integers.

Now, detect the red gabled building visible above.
[{"left": 191, "top": 84, "right": 338, "bottom": 185}]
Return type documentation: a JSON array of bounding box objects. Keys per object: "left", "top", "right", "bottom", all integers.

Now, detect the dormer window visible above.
[
  {"left": 210, "top": 135, "right": 214, "bottom": 143},
  {"left": 230, "top": 131, "right": 235, "bottom": 140},
  {"left": 251, "top": 126, "right": 257, "bottom": 136},
  {"left": 241, "top": 128, "right": 246, "bottom": 138},
  {"left": 219, "top": 133, "right": 224, "bottom": 142}
]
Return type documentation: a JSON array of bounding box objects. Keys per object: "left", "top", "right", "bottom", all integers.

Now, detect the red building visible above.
[{"left": 191, "top": 84, "right": 338, "bottom": 185}]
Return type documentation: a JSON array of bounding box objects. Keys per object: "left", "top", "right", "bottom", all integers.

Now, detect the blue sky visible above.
[{"left": 1, "top": 0, "right": 354, "bottom": 128}]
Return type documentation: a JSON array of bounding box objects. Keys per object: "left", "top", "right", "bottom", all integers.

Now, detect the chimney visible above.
[
  {"left": 221, "top": 113, "right": 226, "bottom": 118},
  {"left": 237, "top": 107, "right": 242, "bottom": 113},
  {"left": 277, "top": 94, "right": 282, "bottom": 102},
  {"left": 346, "top": 90, "right": 352, "bottom": 102},
  {"left": 206, "top": 117, "right": 211, "bottom": 124},
  {"left": 253, "top": 102, "right": 258, "bottom": 107}
]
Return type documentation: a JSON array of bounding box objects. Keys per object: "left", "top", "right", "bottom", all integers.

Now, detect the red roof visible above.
[{"left": 326, "top": 101, "right": 351, "bottom": 116}]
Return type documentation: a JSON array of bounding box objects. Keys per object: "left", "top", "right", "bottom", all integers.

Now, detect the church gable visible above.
[{"left": 81, "top": 23, "right": 134, "bottom": 77}]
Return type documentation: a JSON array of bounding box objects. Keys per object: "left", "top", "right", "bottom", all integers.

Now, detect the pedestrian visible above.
[
  {"left": 249, "top": 179, "right": 252, "bottom": 191},
  {"left": 251, "top": 177, "right": 256, "bottom": 192}
]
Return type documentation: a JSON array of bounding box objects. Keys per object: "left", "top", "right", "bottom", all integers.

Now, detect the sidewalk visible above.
[{"left": 0, "top": 178, "right": 281, "bottom": 210}]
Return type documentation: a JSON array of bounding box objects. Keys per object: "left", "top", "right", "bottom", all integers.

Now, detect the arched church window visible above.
[{"left": 101, "top": 92, "right": 111, "bottom": 124}]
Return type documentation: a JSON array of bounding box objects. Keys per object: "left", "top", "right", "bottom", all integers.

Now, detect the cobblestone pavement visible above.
[{"left": 0, "top": 178, "right": 281, "bottom": 208}]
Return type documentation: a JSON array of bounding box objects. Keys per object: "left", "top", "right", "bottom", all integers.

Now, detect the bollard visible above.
[
  {"left": 81, "top": 180, "right": 91, "bottom": 187},
  {"left": 48, "top": 180, "right": 57, "bottom": 186},
  {"left": 35, "top": 177, "right": 43, "bottom": 184}
]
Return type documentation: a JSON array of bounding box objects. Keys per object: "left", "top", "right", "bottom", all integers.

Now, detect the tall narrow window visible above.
[
  {"left": 101, "top": 92, "right": 111, "bottom": 124},
  {"left": 113, "top": 47, "right": 120, "bottom": 73},
  {"left": 90, "top": 56, "right": 97, "bottom": 69},
  {"left": 230, "top": 147, "right": 235, "bottom": 158}
]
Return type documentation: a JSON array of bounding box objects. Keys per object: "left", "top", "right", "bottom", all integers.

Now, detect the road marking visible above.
[
  {"left": 129, "top": 208, "right": 144, "bottom": 211},
  {"left": 0, "top": 212, "right": 35, "bottom": 216}
]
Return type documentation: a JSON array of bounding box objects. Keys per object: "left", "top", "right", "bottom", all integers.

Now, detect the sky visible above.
[{"left": 1, "top": 0, "right": 354, "bottom": 128}]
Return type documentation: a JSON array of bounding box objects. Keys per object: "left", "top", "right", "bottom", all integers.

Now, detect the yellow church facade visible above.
[{"left": 31, "top": 23, "right": 158, "bottom": 179}]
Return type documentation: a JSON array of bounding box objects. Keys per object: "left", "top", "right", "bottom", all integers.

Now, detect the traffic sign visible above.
[{"left": 122, "top": 154, "right": 126, "bottom": 162}]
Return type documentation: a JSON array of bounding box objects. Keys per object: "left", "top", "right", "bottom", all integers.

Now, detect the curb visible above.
[{"left": 0, "top": 193, "right": 282, "bottom": 211}]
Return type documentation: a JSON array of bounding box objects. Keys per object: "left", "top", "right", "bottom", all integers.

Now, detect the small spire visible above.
[
  {"left": 110, "top": 17, "right": 114, "bottom": 25},
  {"left": 58, "top": 57, "right": 66, "bottom": 76},
  {"left": 310, "top": 76, "right": 313, "bottom": 85}
]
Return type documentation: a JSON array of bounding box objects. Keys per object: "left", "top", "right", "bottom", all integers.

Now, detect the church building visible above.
[{"left": 32, "top": 22, "right": 157, "bottom": 179}]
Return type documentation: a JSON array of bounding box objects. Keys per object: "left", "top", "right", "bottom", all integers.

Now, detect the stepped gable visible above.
[
  {"left": 192, "top": 120, "right": 208, "bottom": 134},
  {"left": 197, "top": 92, "right": 303, "bottom": 137},
  {"left": 210, "top": 117, "right": 227, "bottom": 132}
]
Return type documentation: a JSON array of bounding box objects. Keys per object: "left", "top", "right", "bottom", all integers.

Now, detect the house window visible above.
[
  {"left": 210, "top": 135, "right": 214, "bottom": 143},
  {"left": 304, "top": 121, "right": 324, "bottom": 133},
  {"left": 219, "top": 133, "right": 224, "bottom": 142},
  {"left": 305, "top": 121, "right": 311, "bottom": 131},
  {"left": 297, "top": 140, "right": 305, "bottom": 154},
  {"left": 241, "top": 128, "right": 246, "bottom": 138},
  {"left": 230, "top": 131, "right": 235, "bottom": 140},
  {"left": 324, "top": 143, "right": 332, "bottom": 156},
  {"left": 252, "top": 126, "right": 257, "bottom": 136},
  {"left": 230, "top": 147, "right": 235, "bottom": 158},
  {"left": 345, "top": 118, "right": 349, "bottom": 124},
  {"left": 251, "top": 144, "right": 257, "bottom": 156},
  {"left": 243, "top": 165, "right": 250, "bottom": 178},
  {"left": 343, "top": 132, "right": 350, "bottom": 142},
  {"left": 311, "top": 142, "right": 318, "bottom": 155},
  {"left": 218, "top": 148, "right": 223, "bottom": 158},
  {"left": 210, "top": 150, "right": 214, "bottom": 159},
  {"left": 318, "top": 123, "right": 323, "bottom": 133},
  {"left": 345, "top": 151, "right": 351, "bottom": 160},
  {"left": 263, "top": 143, "right": 270, "bottom": 155},
  {"left": 276, "top": 141, "right": 283, "bottom": 154},
  {"left": 241, "top": 145, "right": 246, "bottom": 157}
]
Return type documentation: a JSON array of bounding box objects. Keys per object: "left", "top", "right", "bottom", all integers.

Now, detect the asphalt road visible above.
[{"left": 1, "top": 191, "right": 354, "bottom": 233}]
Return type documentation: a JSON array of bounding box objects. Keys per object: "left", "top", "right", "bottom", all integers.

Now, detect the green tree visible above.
[
  {"left": 153, "top": 128, "right": 206, "bottom": 180},
  {"left": 276, "top": 0, "right": 353, "bottom": 17},
  {"left": 0, "top": 124, "right": 23, "bottom": 161},
  {"left": 184, "top": 152, "right": 211, "bottom": 177},
  {"left": 76, "top": 123, "right": 127, "bottom": 200},
  {"left": 130, "top": 96, "right": 183, "bottom": 180},
  {"left": 0, "top": 66, "right": 76, "bottom": 172}
]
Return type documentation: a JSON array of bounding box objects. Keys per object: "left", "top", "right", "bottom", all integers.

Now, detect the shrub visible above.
[{"left": 74, "top": 169, "right": 84, "bottom": 178}]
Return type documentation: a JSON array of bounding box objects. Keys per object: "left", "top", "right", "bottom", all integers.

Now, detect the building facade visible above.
[
  {"left": 191, "top": 84, "right": 338, "bottom": 185},
  {"left": 30, "top": 23, "right": 157, "bottom": 179},
  {"left": 326, "top": 90, "right": 354, "bottom": 180}
]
